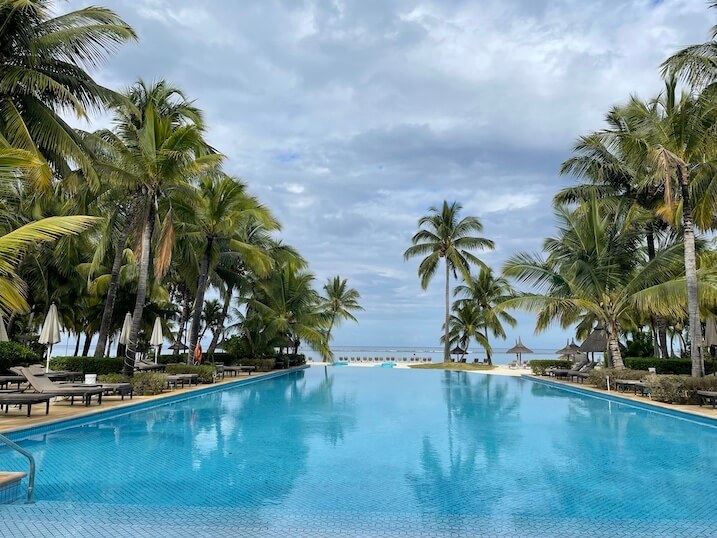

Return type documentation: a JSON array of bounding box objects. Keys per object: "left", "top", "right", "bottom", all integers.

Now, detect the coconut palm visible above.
[
  {"left": 661, "top": 2, "right": 717, "bottom": 88},
  {"left": 321, "top": 276, "right": 363, "bottom": 355},
  {"left": 92, "top": 81, "right": 221, "bottom": 373},
  {"left": 251, "top": 265, "right": 329, "bottom": 361},
  {"left": 173, "top": 173, "right": 277, "bottom": 361},
  {"left": 404, "top": 201, "right": 494, "bottom": 362},
  {"left": 441, "top": 302, "right": 490, "bottom": 361},
  {"left": 0, "top": 0, "right": 135, "bottom": 191},
  {"left": 454, "top": 268, "right": 516, "bottom": 365},
  {"left": 615, "top": 81, "right": 717, "bottom": 375},
  {"left": 502, "top": 199, "right": 688, "bottom": 369}
]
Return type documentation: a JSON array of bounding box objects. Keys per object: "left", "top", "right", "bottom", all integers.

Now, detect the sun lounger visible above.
[
  {"left": 697, "top": 390, "right": 717, "bottom": 409},
  {"left": 0, "top": 376, "right": 25, "bottom": 390},
  {"left": 16, "top": 367, "right": 104, "bottom": 406},
  {"left": 134, "top": 361, "right": 165, "bottom": 372},
  {"left": 615, "top": 379, "right": 650, "bottom": 396},
  {"left": 100, "top": 383, "right": 133, "bottom": 400},
  {"left": 0, "top": 393, "right": 53, "bottom": 417}
]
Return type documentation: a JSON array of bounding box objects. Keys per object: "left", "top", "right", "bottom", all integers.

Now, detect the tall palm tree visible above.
[
  {"left": 0, "top": 0, "right": 136, "bottom": 192},
  {"left": 321, "top": 276, "right": 363, "bottom": 356},
  {"left": 503, "top": 199, "right": 689, "bottom": 369},
  {"left": 174, "top": 173, "right": 277, "bottom": 360},
  {"left": 617, "top": 81, "right": 717, "bottom": 375},
  {"left": 454, "top": 268, "right": 516, "bottom": 365},
  {"left": 92, "top": 81, "right": 221, "bottom": 373},
  {"left": 404, "top": 201, "right": 494, "bottom": 362}
]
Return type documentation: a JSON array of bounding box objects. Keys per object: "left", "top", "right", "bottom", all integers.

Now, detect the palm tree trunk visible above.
[
  {"left": 606, "top": 321, "right": 624, "bottom": 369},
  {"left": 73, "top": 333, "right": 81, "bottom": 356},
  {"left": 94, "top": 218, "right": 132, "bottom": 358},
  {"left": 188, "top": 237, "right": 213, "bottom": 363},
  {"left": 646, "top": 228, "right": 670, "bottom": 359},
  {"left": 81, "top": 331, "right": 92, "bottom": 356},
  {"left": 208, "top": 285, "right": 232, "bottom": 355},
  {"left": 443, "top": 260, "right": 450, "bottom": 363},
  {"left": 126, "top": 205, "right": 155, "bottom": 375},
  {"left": 678, "top": 165, "right": 704, "bottom": 376},
  {"left": 174, "top": 293, "right": 191, "bottom": 357}
]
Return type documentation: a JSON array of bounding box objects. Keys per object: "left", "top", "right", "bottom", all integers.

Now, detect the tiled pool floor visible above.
[{"left": 0, "top": 501, "right": 714, "bottom": 537}]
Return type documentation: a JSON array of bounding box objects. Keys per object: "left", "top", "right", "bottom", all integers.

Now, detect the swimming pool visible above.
[{"left": 1, "top": 367, "right": 715, "bottom": 537}]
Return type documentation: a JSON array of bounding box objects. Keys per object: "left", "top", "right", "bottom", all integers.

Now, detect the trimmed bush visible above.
[
  {"left": 643, "top": 374, "right": 717, "bottom": 404},
  {"left": 585, "top": 368, "right": 646, "bottom": 390},
  {"left": 623, "top": 357, "right": 717, "bottom": 375},
  {"left": 0, "top": 342, "right": 40, "bottom": 372},
  {"left": 164, "top": 364, "right": 216, "bottom": 383},
  {"left": 229, "top": 358, "right": 276, "bottom": 371},
  {"left": 49, "top": 356, "right": 123, "bottom": 375},
  {"left": 98, "top": 373, "right": 130, "bottom": 384},
  {"left": 131, "top": 372, "right": 167, "bottom": 395},
  {"left": 529, "top": 359, "right": 573, "bottom": 376}
]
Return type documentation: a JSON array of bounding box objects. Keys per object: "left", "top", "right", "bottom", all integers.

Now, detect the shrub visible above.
[
  {"left": 228, "top": 358, "right": 276, "bottom": 371},
  {"left": 131, "top": 372, "right": 167, "bottom": 395},
  {"left": 529, "top": 359, "right": 573, "bottom": 375},
  {"left": 643, "top": 374, "right": 717, "bottom": 404},
  {"left": 274, "top": 354, "right": 306, "bottom": 369},
  {"left": 0, "top": 342, "right": 41, "bottom": 372},
  {"left": 164, "top": 364, "right": 216, "bottom": 383},
  {"left": 97, "top": 373, "right": 130, "bottom": 384},
  {"left": 624, "top": 357, "right": 717, "bottom": 375},
  {"left": 49, "top": 356, "right": 123, "bottom": 375},
  {"left": 585, "top": 368, "right": 646, "bottom": 390}
]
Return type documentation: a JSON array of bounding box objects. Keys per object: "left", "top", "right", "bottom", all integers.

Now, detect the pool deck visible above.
[
  {"left": 0, "top": 370, "right": 278, "bottom": 434},
  {"left": 528, "top": 374, "right": 717, "bottom": 421}
]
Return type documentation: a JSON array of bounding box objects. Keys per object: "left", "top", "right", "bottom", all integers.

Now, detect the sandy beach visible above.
[{"left": 308, "top": 361, "right": 526, "bottom": 376}]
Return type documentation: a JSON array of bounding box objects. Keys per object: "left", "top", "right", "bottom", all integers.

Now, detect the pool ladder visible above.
[{"left": 0, "top": 433, "right": 35, "bottom": 503}]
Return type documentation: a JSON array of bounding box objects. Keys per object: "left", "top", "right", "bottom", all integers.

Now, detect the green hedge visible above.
[
  {"left": 131, "top": 372, "right": 167, "bottom": 395},
  {"left": 49, "top": 356, "right": 123, "bottom": 375},
  {"left": 0, "top": 342, "right": 41, "bottom": 373},
  {"left": 643, "top": 374, "right": 717, "bottom": 404},
  {"left": 624, "top": 357, "right": 717, "bottom": 375},
  {"left": 164, "top": 364, "right": 216, "bottom": 383},
  {"left": 225, "top": 358, "right": 276, "bottom": 371},
  {"left": 586, "top": 368, "right": 647, "bottom": 390},
  {"left": 529, "top": 359, "right": 573, "bottom": 375}
]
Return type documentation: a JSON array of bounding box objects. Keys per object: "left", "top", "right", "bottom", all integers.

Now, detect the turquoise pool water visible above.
[{"left": 0, "top": 367, "right": 716, "bottom": 537}]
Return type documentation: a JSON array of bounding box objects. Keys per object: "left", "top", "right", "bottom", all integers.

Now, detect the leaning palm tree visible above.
[
  {"left": 454, "top": 268, "right": 516, "bottom": 365},
  {"left": 321, "top": 276, "right": 363, "bottom": 355},
  {"left": 404, "top": 201, "right": 494, "bottom": 362},
  {"left": 0, "top": 0, "right": 136, "bottom": 191},
  {"left": 502, "top": 199, "right": 689, "bottom": 369}
]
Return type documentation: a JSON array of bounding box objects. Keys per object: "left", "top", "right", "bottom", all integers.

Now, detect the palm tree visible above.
[
  {"left": 92, "top": 81, "right": 221, "bottom": 373},
  {"left": 502, "top": 199, "right": 689, "bottom": 369},
  {"left": 404, "top": 201, "right": 494, "bottom": 362},
  {"left": 442, "top": 302, "right": 490, "bottom": 360},
  {"left": 0, "top": 0, "right": 136, "bottom": 191},
  {"left": 251, "top": 265, "right": 329, "bottom": 361},
  {"left": 173, "top": 173, "right": 277, "bottom": 361},
  {"left": 616, "top": 81, "right": 717, "bottom": 375},
  {"left": 454, "top": 268, "right": 516, "bottom": 365},
  {"left": 661, "top": 2, "right": 717, "bottom": 88},
  {"left": 321, "top": 276, "right": 363, "bottom": 356}
]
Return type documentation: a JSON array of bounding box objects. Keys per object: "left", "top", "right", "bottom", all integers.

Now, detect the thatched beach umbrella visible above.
[
  {"left": 150, "top": 318, "right": 163, "bottom": 364},
  {"left": 39, "top": 303, "right": 61, "bottom": 371},
  {"left": 450, "top": 345, "right": 467, "bottom": 361},
  {"left": 555, "top": 339, "right": 581, "bottom": 361},
  {"left": 579, "top": 324, "right": 607, "bottom": 363},
  {"left": 506, "top": 338, "right": 533, "bottom": 365}
]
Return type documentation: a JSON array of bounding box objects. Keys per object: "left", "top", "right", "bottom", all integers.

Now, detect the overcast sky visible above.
[{"left": 64, "top": 0, "right": 710, "bottom": 350}]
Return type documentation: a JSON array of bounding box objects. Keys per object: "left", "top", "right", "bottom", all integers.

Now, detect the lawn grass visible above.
[{"left": 408, "top": 363, "right": 497, "bottom": 371}]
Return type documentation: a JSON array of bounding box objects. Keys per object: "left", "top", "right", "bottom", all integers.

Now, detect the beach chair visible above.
[{"left": 16, "top": 367, "right": 104, "bottom": 406}]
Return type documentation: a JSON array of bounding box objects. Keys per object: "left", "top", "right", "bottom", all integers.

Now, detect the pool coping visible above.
[
  {"left": 526, "top": 375, "right": 717, "bottom": 428},
  {"left": 1, "top": 365, "right": 309, "bottom": 442}
]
